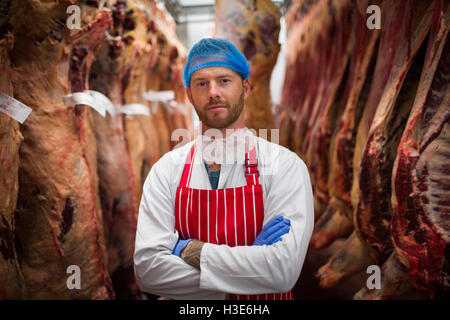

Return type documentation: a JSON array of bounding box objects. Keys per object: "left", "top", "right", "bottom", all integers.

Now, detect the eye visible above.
[
  {"left": 220, "top": 79, "right": 230, "bottom": 85},
  {"left": 197, "top": 81, "right": 207, "bottom": 87}
]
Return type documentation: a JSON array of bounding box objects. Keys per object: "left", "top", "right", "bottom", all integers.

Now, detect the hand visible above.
[
  {"left": 253, "top": 216, "right": 290, "bottom": 246},
  {"left": 173, "top": 238, "right": 194, "bottom": 257}
]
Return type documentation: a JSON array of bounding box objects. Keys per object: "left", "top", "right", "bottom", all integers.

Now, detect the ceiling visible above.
[{"left": 162, "top": 0, "right": 291, "bottom": 24}]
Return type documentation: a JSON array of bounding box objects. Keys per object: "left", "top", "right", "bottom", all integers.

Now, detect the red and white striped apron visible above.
[{"left": 174, "top": 141, "right": 293, "bottom": 300}]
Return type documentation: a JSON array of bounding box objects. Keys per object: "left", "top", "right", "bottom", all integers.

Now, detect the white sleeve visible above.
[
  {"left": 133, "top": 154, "right": 226, "bottom": 300},
  {"left": 199, "top": 151, "right": 314, "bottom": 294}
]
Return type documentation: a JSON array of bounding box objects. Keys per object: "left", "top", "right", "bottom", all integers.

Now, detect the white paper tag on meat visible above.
[
  {"left": 167, "top": 100, "right": 187, "bottom": 115},
  {"left": 142, "top": 90, "right": 175, "bottom": 102},
  {"left": 63, "top": 92, "right": 106, "bottom": 117},
  {"left": 119, "top": 104, "right": 150, "bottom": 117},
  {"left": 84, "top": 90, "right": 116, "bottom": 117},
  {"left": 0, "top": 92, "right": 33, "bottom": 124}
]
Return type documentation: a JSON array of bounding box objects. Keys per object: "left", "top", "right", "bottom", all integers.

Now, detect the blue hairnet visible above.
[{"left": 183, "top": 38, "right": 251, "bottom": 88}]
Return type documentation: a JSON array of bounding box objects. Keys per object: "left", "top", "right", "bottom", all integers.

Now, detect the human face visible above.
[{"left": 186, "top": 66, "right": 250, "bottom": 130}]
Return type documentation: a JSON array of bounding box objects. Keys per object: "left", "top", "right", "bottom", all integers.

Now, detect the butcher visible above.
[{"left": 134, "top": 38, "right": 314, "bottom": 300}]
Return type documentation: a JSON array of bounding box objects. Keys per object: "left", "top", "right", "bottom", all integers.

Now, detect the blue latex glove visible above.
[
  {"left": 253, "top": 216, "right": 290, "bottom": 246},
  {"left": 173, "top": 238, "right": 194, "bottom": 257}
]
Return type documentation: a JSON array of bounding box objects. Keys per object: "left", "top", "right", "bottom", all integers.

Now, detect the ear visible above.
[
  {"left": 186, "top": 87, "right": 194, "bottom": 105},
  {"left": 243, "top": 78, "right": 251, "bottom": 100}
]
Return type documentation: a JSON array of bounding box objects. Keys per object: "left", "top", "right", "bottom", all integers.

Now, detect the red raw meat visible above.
[
  {"left": 281, "top": 0, "right": 326, "bottom": 162},
  {"left": 89, "top": 0, "right": 139, "bottom": 299},
  {"left": 122, "top": 0, "right": 169, "bottom": 210},
  {"left": 311, "top": 0, "right": 381, "bottom": 249},
  {"left": 316, "top": 0, "right": 434, "bottom": 288},
  {"left": 391, "top": 0, "right": 449, "bottom": 297},
  {"left": 303, "top": 0, "right": 353, "bottom": 213},
  {"left": 0, "top": 31, "right": 24, "bottom": 299},
  {"left": 356, "top": 0, "right": 434, "bottom": 263},
  {"left": 10, "top": 1, "right": 114, "bottom": 299},
  {"left": 281, "top": 0, "right": 351, "bottom": 217}
]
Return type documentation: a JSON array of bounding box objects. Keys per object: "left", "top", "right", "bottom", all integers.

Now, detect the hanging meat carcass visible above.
[
  {"left": 290, "top": 1, "right": 329, "bottom": 159},
  {"left": 301, "top": 0, "right": 353, "bottom": 232},
  {"left": 316, "top": 0, "right": 435, "bottom": 289},
  {"left": 214, "top": 0, "right": 280, "bottom": 137},
  {"left": 390, "top": 1, "right": 449, "bottom": 298},
  {"left": 302, "top": 0, "right": 353, "bottom": 208},
  {"left": 9, "top": 0, "right": 114, "bottom": 299},
  {"left": 158, "top": 36, "right": 191, "bottom": 150},
  {"left": 280, "top": 0, "right": 333, "bottom": 151},
  {"left": 277, "top": 0, "right": 298, "bottom": 145},
  {"left": 355, "top": 1, "right": 449, "bottom": 299},
  {"left": 121, "top": 0, "right": 168, "bottom": 211},
  {"left": 150, "top": 16, "right": 190, "bottom": 151},
  {"left": 146, "top": 0, "right": 191, "bottom": 146},
  {"left": 145, "top": 22, "right": 180, "bottom": 159},
  {"left": 0, "top": 31, "right": 24, "bottom": 299},
  {"left": 150, "top": 0, "right": 184, "bottom": 157},
  {"left": 280, "top": 0, "right": 343, "bottom": 217},
  {"left": 355, "top": 0, "right": 432, "bottom": 265},
  {"left": 169, "top": 48, "right": 193, "bottom": 148},
  {"left": 120, "top": 1, "right": 190, "bottom": 215},
  {"left": 88, "top": 0, "right": 140, "bottom": 299},
  {"left": 312, "top": 0, "right": 381, "bottom": 249}
]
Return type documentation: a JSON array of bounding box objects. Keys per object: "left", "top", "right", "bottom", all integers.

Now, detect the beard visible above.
[{"left": 195, "top": 91, "right": 244, "bottom": 129}]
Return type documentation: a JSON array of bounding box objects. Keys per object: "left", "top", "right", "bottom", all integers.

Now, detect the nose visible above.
[{"left": 208, "top": 81, "right": 220, "bottom": 100}]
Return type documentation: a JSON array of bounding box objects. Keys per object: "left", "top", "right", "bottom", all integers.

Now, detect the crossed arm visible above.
[{"left": 177, "top": 217, "right": 292, "bottom": 270}]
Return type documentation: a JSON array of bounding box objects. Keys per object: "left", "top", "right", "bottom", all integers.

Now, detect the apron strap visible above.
[
  {"left": 179, "top": 143, "right": 197, "bottom": 188},
  {"left": 245, "top": 143, "right": 260, "bottom": 186}
]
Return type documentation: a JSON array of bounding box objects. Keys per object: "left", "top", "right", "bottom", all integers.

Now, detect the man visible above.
[{"left": 134, "top": 38, "right": 314, "bottom": 300}]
